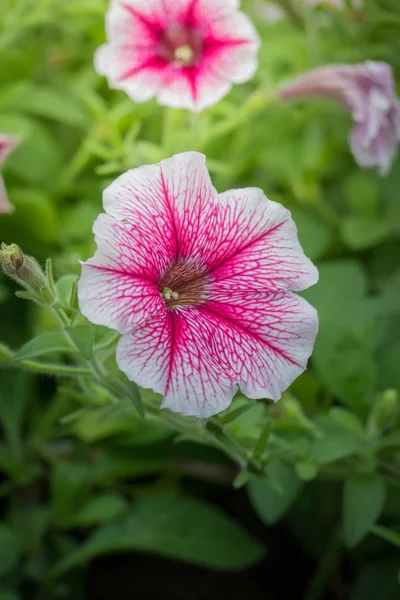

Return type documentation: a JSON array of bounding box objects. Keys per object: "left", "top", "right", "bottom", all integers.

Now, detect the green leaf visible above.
[
  {"left": 65, "top": 324, "right": 94, "bottom": 360},
  {"left": 0, "top": 189, "right": 59, "bottom": 245},
  {"left": 64, "top": 494, "right": 128, "bottom": 528},
  {"left": 49, "top": 495, "right": 264, "bottom": 577},
  {"left": 310, "top": 414, "right": 365, "bottom": 465},
  {"left": 14, "top": 331, "right": 72, "bottom": 361},
  {"left": 0, "top": 114, "right": 62, "bottom": 186},
  {"left": 290, "top": 207, "right": 334, "bottom": 260},
  {"left": 72, "top": 405, "right": 171, "bottom": 445},
  {"left": 55, "top": 275, "right": 79, "bottom": 307},
  {"left": 0, "top": 525, "right": 21, "bottom": 578},
  {"left": 343, "top": 172, "right": 380, "bottom": 216},
  {"left": 340, "top": 215, "right": 392, "bottom": 250},
  {"left": 13, "top": 85, "right": 89, "bottom": 129},
  {"left": 248, "top": 460, "right": 303, "bottom": 525},
  {"left": 343, "top": 477, "right": 386, "bottom": 548}
]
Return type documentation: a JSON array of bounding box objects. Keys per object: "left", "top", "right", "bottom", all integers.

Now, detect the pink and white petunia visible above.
[
  {"left": 95, "top": 0, "right": 260, "bottom": 112},
  {"left": 278, "top": 61, "right": 400, "bottom": 175},
  {"left": 78, "top": 152, "right": 318, "bottom": 418},
  {"left": 0, "top": 133, "right": 20, "bottom": 214}
]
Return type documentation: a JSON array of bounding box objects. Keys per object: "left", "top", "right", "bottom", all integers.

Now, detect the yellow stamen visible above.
[{"left": 174, "top": 45, "right": 194, "bottom": 66}]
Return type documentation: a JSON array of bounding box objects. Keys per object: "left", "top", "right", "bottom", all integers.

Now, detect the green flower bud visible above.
[
  {"left": 0, "top": 243, "right": 46, "bottom": 293},
  {"left": 369, "top": 389, "right": 399, "bottom": 435}
]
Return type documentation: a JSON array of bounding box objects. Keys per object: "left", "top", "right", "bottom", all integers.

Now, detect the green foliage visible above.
[
  {"left": 49, "top": 494, "right": 264, "bottom": 577},
  {"left": 343, "top": 477, "right": 387, "bottom": 547},
  {"left": 0, "top": 0, "right": 400, "bottom": 597}
]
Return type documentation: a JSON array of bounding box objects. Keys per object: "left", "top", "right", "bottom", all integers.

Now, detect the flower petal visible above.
[
  {"left": 78, "top": 264, "right": 165, "bottom": 333},
  {"left": 208, "top": 188, "right": 318, "bottom": 293},
  {"left": 89, "top": 213, "right": 171, "bottom": 280},
  {"left": 116, "top": 308, "right": 237, "bottom": 418},
  {"left": 103, "top": 152, "right": 219, "bottom": 264},
  {"left": 202, "top": 291, "right": 318, "bottom": 401},
  {"left": 116, "top": 290, "right": 318, "bottom": 417}
]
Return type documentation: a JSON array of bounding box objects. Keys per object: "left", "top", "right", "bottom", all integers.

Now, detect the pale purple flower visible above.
[
  {"left": 0, "top": 133, "right": 20, "bottom": 214},
  {"left": 78, "top": 152, "right": 318, "bottom": 418},
  {"left": 279, "top": 61, "right": 400, "bottom": 174}
]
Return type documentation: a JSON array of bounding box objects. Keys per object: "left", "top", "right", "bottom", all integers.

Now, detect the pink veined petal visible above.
[
  {"left": 116, "top": 291, "right": 318, "bottom": 418},
  {"left": 0, "top": 175, "right": 14, "bottom": 214},
  {"left": 103, "top": 152, "right": 219, "bottom": 265},
  {"left": 89, "top": 213, "right": 171, "bottom": 281},
  {"left": 202, "top": 291, "right": 318, "bottom": 401},
  {"left": 103, "top": 0, "right": 161, "bottom": 45},
  {"left": 116, "top": 308, "right": 237, "bottom": 418},
  {"left": 155, "top": 64, "right": 233, "bottom": 112},
  {"left": 78, "top": 264, "right": 165, "bottom": 333},
  {"left": 208, "top": 188, "right": 318, "bottom": 293},
  {"left": 94, "top": 45, "right": 165, "bottom": 103}
]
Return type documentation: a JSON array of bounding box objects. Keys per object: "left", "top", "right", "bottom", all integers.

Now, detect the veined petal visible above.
[
  {"left": 209, "top": 188, "right": 318, "bottom": 293},
  {"left": 89, "top": 213, "right": 171, "bottom": 281},
  {"left": 116, "top": 308, "right": 237, "bottom": 418},
  {"left": 78, "top": 265, "right": 165, "bottom": 333},
  {"left": 103, "top": 152, "right": 219, "bottom": 264},
  {"left": 116, "top": 290, "right": 318, "bottom": 418},
  {"left": 202, "top": 291, "right": 318, "bottom": 401}
]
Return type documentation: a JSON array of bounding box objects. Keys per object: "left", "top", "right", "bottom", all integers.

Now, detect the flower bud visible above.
[
  {"left": 369, "top": 389, "right": 399, "bottom": 435},
  {"left": 0, "top": 243, "right": 46, "bottom": 293}
]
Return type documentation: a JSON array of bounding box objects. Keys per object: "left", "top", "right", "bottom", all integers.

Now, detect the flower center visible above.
[
  {"left": 158, "top": 25, "right": 203, "bottom": 67},
  {"left": 158, "top": 258, "right": 209, "bottom": 309}
]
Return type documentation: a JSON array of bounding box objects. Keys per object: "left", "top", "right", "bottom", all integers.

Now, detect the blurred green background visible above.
[{"left": 0, "top": 0, "right": 400, "bottom": 598}]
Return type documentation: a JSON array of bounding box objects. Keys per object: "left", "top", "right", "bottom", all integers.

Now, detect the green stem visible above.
[
  {"left": 303, "top": 528, "right": 342, "bottom": 600},
  {"left": 370, "top": 524, "right": 400, "bottom": 549},
  {"left": 18, "top": 360, "right": 91, "bottom": 376}
]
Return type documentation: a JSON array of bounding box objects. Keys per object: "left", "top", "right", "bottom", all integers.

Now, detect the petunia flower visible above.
[
  {"left": 0, "top": 133, "right": 20, "bottom": 214},
  {"left": 78, "top": 152, "right": 318, "bottom": 418},
  {"left": 278, "top": 61, "right": 400, "bottom": 175},
  {"left": 95, "top": 0, "right": 260, "bottom": 112}
]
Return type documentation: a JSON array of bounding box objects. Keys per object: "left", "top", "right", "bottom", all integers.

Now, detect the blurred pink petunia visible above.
[
  {"left": 95, "top": 0, "right": 260, "bottom": 112},
  {"left": 0, "top": 133, "right": 20, "bottom": 214},
  {"left": 279, "top": 61, "right": 400, "bottom": 175},
  {"left": 78, "top": 152, "right": 318, "bottom": 418}
]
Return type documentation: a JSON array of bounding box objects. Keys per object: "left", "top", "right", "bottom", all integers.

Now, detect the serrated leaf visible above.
[
  {"left": 14, "top": 331, "right": 72, "bottom": 361},
  {"left": 65, "top": 324, "right": 94, "bottom": 360},
  {"left": 343, "top": 477, "right": 386, "bottom": 548}
]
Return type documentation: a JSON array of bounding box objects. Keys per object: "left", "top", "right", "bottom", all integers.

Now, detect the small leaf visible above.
[
  {"left": 14, "top": 331, "right": 72, "bottom": 361},
  {"left": 65, "top": 324, "right": 94, "bottom": 360},
  {"left": 343, "top": 477, "right": 386, "bottom": 548},
  {"left": 55, "top": 275, "right": 79, "bottom": 307},
  {"left": 248, "top": 460, "right": 303, "bottom": 525},
  {"left": 64, "top": 494, "right": 128, "bottom": 527}
]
